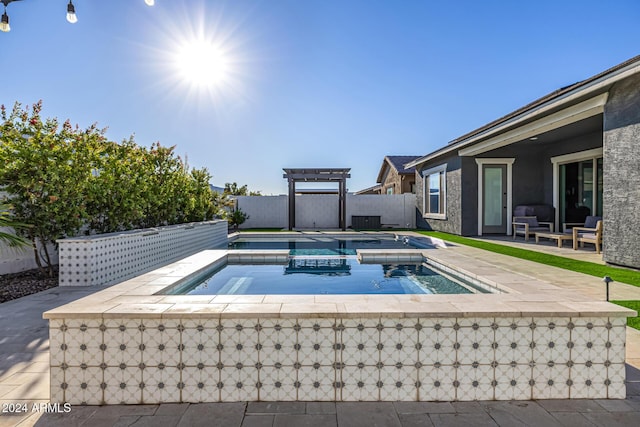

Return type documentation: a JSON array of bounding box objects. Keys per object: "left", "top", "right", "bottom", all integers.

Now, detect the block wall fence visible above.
[
  {"left": 57, "top": 220, "right": 228, "bottom": 287},
  {"left": 236, "top": 194, "right": 416, "bottom": 229}
]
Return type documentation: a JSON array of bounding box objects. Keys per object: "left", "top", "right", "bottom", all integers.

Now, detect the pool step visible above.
[{"left": 357, "top": 250, "right": 424, "bottom": 263}]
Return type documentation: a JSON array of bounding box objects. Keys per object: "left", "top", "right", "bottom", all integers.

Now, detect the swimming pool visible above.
[
  {"left": 228, "top": 235, "right": 430, "bottom": 255},
  {"left": 45, "top": 242, "right": 634, "bottom": 405},
  {"left": 164, "top": 256, "right": 488, "bottom": 295}
]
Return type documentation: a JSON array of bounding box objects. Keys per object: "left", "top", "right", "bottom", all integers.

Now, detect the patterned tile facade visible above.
[
  {"left": 49, "top": 315, "right": 627, "bottom": 404},
  {"left": 57, "top": 221, "right": 228, "bottom": 287}
]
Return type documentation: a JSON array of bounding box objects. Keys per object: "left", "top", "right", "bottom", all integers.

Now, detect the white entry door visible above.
[
  {"left": 476, "top": 158, "right": 515, "bottom": 236},
  {"left": 482, "top": 164, "right": 507, "bottom": 234}
]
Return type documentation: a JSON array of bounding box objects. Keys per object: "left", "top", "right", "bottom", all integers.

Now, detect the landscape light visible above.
[
  {"left": 602, "top": 276, "right": 613, "bottom": 301},
  {"left": 66, "top": 1, "right": 77, "bottom": 24}
]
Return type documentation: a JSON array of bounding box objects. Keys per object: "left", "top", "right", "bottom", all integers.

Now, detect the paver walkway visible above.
[
  {"left": 1, "top": 397, "right": 638, "bottom": 426},
  {"left": 1, "top": 242, "right": 640, "bottom": 426}
]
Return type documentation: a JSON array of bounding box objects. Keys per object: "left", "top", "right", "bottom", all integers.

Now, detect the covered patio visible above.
[{"left": 409, "top": 55, "right": 640, "bottom": 270}]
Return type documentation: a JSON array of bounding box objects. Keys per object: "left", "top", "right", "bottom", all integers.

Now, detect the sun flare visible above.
[{"left": 174, "top": 40, "right": 230, "bottom": 87}]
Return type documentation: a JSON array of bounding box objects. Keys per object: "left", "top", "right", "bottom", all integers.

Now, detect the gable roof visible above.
[
  {"left": 376, "top": 155, "right": 421, "bottom": 183},
  {"left": 407, "top": 54, "right": 640, "bottom": 168},
  {"left": 355, "top": 184, "right": 382, "bottom": 195}
]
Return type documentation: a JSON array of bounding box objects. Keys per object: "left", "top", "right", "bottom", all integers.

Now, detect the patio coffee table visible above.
[{"left": 535, "top": 231, "right": 573, "bottom": 248}]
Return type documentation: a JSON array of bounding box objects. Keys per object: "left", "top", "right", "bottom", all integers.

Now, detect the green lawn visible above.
[
  {"left": 611, "top": 301, "right": 640, "bottom": 329},
  {"left": 417, "top": 231, "right": 640, "bottom": 287}
]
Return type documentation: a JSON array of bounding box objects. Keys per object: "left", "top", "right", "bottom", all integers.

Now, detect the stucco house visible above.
[
  {"left": 357, "top": 155, "right": 420, "bottom": 195},
  {"left": 407, "top": 55, "right": 640, "bottom": 269}
]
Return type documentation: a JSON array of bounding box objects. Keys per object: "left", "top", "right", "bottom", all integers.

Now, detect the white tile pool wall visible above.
[
  {"left": 49, "top": 315, "right": 627, "bottom": 404},
  {"left": 57, "top": 221, "right": 228, "bottom": 287}
]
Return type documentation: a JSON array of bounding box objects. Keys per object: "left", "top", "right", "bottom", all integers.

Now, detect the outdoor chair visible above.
[
  {"left": 563, "top": 215, "right": 602, "bottom": 233},
  {"left": 512, "top": 216, "right": 553, "bottom": 241},
  {"left": 573, "top": 220, "right": 603, "bottom": 254}
]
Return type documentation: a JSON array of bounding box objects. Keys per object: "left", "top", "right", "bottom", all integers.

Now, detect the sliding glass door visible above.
[{"left": 559, "top": 157, "right": 603, "bottom": 224}]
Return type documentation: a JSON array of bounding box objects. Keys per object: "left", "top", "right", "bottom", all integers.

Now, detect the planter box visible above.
[{"left": 57, "top": 221, "right": 228, "bottom": 287}]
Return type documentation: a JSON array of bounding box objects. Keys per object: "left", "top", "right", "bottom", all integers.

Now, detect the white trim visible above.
[
  {"left": 422, "top": 164, "right": 447, "bottom": 219},
  {"left": 551, "top": 147, "right": 604, "bottom": 228},
  {"left": 459, "top": 94, "right": 608, "bottom": 157},
  {"left": 475, "top": 158, "right": 515, "bottom": 236},
  {"left": 550, "top": 147, "right": 603, "bottom": 165}
]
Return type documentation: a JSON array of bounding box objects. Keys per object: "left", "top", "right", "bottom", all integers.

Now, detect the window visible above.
[
  {"left": 386, "top": 187, "right": 394, "bottom": 195},
  {"left": 422, "top": 164, "right": 446, "bottom": 218},
  {"left": 551, "top": 148, "right": 603, "bottom": 225}
]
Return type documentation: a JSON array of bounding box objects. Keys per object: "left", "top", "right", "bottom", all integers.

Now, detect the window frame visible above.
[{"left": 422, "top": 164, "right": 447, "bottom": 219}]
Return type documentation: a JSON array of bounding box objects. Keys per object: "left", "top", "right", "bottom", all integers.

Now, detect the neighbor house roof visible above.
[
  {"left": 407, "top": 54, "right": 640, "bottom": 169},
  {"left": 355, "top": 184, "right": 382, "bottom": 195},
  {"left": 376, "top": 155, "right": 421, "bottom": 183}
]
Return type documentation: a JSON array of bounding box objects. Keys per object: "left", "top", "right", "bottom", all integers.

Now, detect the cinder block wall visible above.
[
  {"left": 237, "top": 194, "right": 416, "bottom": 229},
  {"left": 235, "top": 195, "right": 288, "bottom": 229}
]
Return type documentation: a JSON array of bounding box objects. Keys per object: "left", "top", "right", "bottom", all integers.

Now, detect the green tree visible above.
[
  {"left": 0, "top": 101, "right": 98, "bottom": 276},
  {"left": 0, "top": 100, "right": 223, "bottom": 275},
  {"left": 223, "top": 182, "right": 249, "bottom": 196},
  {"left": 223, "top": 182, "right": 261, "bottom": 196},
  {"left": 184, "top": 168, "right": 217, "bottom": 222},
  {"left": 227, "top": 208, "right": 249, "bottom": 231},
  {"left": 85, "top": 137, "right": 149, "bottom": 233},
  {"left": 211, "top": 191, "right": 234, "bottom": 218}
]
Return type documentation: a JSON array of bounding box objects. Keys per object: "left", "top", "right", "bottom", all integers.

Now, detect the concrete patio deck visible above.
[
  {"left": 1, "top": 240, "right": 639, "bottom": 426},
  {"left": 473, "top": 235, "right": 607, "bottom": 265}
]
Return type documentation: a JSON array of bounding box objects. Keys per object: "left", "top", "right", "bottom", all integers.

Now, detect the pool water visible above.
[
  {"left": 167, "top": 257, "right": 485, "bottom": 295},
  {"left": 228, "top": 236, "right": 422, "bottom": 256}
]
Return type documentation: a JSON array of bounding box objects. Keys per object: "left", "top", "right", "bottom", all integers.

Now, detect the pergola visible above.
[{"left": 283, "top": 168, "right": 351, "bottom": 231}]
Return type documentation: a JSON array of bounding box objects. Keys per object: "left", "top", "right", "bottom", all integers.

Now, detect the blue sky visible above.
[{"left": 1, "top": 0, "right": 638, "bottom": 195}]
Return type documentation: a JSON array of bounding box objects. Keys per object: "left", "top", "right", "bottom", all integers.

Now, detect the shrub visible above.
[{"left": 0, "top": 101, "right": 222, "bottom": 275}]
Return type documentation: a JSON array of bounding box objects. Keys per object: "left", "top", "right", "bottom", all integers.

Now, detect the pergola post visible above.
[
  {"left": 338, "top": 179, "right": 346, "bottom": 231},
  {"left": 288, "top": 178, "right": 295, "bottom": 231}
]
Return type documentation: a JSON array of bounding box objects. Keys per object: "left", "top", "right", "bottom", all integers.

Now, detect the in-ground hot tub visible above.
[
  {"left": 161, "top": 255, "right": 493, "bottom": 296},
  {"left": 44, "top": 239, "right": 635, "bottom": 404}
]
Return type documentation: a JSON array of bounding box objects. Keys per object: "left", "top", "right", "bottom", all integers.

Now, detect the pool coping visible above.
[{"left": 43, "top": 235, "right": 636, "bottom": 320}]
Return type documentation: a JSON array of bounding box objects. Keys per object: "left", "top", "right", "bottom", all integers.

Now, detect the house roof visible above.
[
  {"left": 407, "top": 54, "right": 640, "bottom": 169},
  {"left": 376, "top": 156, "right": 421, "bottom": 183},
  {"left": 355, "top": 184, "right": 382, "bottom": 195}
]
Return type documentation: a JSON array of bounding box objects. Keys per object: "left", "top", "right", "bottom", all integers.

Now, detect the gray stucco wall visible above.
[
  {"left": 478, "top": 129, "right": 603, "bottom": 226},
  {"left": 460, "top": 157, "right": 478, "bottom": 235},
  {"left": 603, "top": 73, "right": 640, "bottom": 269},
  {"left": 479, "top": 146, "right": 545, "bottom": 207},
  {"left": 415, "top": 155, "right": 463, "bottom": 234}
]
